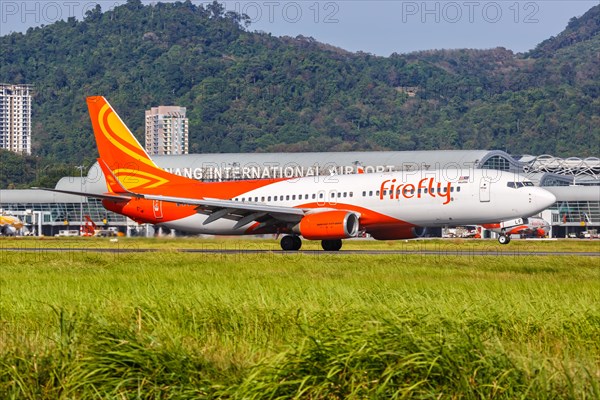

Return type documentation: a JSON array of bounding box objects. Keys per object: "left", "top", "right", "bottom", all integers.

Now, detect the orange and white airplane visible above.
[
  {"left": 0, "top": 214, "right": 24, "bottom": 236},
  {"left": 43, "top": 97, "right": 556, "bottom": 250},
  {"left": 482, "top": 217, "right": 550, "bottom": 243}
]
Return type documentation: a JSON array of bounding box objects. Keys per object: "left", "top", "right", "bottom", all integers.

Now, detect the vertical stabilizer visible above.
[{"left": 87, "top": 96, "right": 188, "bottom": 192}]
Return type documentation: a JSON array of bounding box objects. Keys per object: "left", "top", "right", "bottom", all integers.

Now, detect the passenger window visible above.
[
  {"left": 349, "top": 192, "right": 353, "bottom": 197},
  {"left": 362, "top": 191, "right": 366, "bottom": 197},
  {"left": 312, "top": 194, "right": 316, "bottom": 199},
  {"left": 317, "top": 191, "right": 326, "bottom": 206},
  {"left": 286, "top": 195, "right": 290, "bottom": 200},
  {"left": 369, "top": 191, "right": 373, "bottom": 197},
  {"left": 292, "top": 195, "right": 296, "bottom": 200},
  {"left": 457, "top": 187, "right": 461, "bottom": 192},
  {"left": 424, "top": 188, "right": 428, "bottom": 193},
  {"left": 261, "top": 197, "right": 265, "bottom": 202},
  {"left": 268, "top": 196, "right": 271, "bottom": 201},
  {"left": 376, "top": 190, "right": 380, "bottom": 196}
]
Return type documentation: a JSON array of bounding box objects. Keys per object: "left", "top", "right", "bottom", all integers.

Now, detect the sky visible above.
[{"left": 0, "top": 0, "right": 598, "bottom": 55}]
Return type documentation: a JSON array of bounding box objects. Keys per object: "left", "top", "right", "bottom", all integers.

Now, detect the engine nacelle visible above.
[
  {"left": 295, "top": 211, "right": 359, "bottom": 240},
  {"left": 369, "top": 226, "right": 427, "bottom": 240}
]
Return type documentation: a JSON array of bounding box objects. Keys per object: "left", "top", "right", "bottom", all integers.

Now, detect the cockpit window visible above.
[{"left": 507, "top": 181, "right": 535, "bottom": 189}]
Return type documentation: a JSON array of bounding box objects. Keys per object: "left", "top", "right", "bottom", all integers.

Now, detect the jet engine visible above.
[
  {"left": 295, "top": 211, "right": 359, "bottom": 240},
  {"left": 0, "top": 225, "right": 17, "bottom": 236},
  {"left": 369, "top": 226, "right": 427, "bottom": 240}
]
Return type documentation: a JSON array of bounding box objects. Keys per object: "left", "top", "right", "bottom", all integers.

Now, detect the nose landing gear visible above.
[{"left": 498, "top": 234, "right": 511, "bottom": 245}]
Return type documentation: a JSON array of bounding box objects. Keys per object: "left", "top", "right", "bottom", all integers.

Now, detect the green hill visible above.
[{"left": 0, "top": 0, "right": 598, "bottom": 187}]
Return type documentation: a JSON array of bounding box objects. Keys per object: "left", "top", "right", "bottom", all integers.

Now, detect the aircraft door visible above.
[
  {"left": 479, "top": 178, "right": 491, "bottom": 202},
  {"left": 153, "top": 200, "right": 163, "bottom": 219}
]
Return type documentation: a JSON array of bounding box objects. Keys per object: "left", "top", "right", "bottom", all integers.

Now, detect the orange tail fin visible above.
[{"left": 87, "top": 96, "right": 189, "bottom": 193}]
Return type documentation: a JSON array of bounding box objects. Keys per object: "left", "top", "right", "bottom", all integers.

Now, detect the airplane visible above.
[
  {"left": 0, "top": 214, "right": 24, "bottom": 236},
  {"left": 482, "top": 216, "right": 550, "bottom": 243},
  {"left": 40, "top": 96, "right": 556, "bottom": 250}
]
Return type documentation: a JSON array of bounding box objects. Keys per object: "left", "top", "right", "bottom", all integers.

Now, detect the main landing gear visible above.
[
  {"left": 321, "top": 239, "right": 342, "bottom": 251},
  {"left": 280, "top": 235, "right": 302, "bottom": 251},
  {"left": 498, "top": 234, "right": 511, "bottom": 245},
  {"left": 279, "top": 236, "right": 343, "bottom": 251}
]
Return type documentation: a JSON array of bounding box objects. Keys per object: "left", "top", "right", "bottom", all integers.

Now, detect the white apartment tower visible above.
[
  {"left": 145, "top": 106, "right": 189, "bottom": 155},
  {"left": 0, "top": 84, "right": 33, "bottom": 155}
]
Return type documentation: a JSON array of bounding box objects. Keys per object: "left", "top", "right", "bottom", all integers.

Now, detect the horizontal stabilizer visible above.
[{"left": 34, "top": 187, "right": 132, "bottom": 201}]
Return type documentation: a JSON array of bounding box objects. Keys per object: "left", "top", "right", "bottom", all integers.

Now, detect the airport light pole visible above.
[{"left": 76, "top": 165, "right": 85, "bottom": 234}]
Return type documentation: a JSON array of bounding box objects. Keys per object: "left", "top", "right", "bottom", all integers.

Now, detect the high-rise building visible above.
[
  {"left": 145, "top": 106, "right": 189, "bottom": 155},
  {"left": 0, "top": 84, "right": 33, "bottom": 155}
]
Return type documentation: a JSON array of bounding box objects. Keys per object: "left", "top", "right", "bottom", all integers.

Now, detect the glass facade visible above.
[
  {"left": 549, "top": 201, "right": 600, "bottom": 225},
  {"left": 481, "top": 155, "right": 511, "bottom": 171},
  {"left": 0, "top": 198, "right": 126, "bottom": 225},
  {"left": 541, "top": 176, "right": 572, "bottom": 186}
]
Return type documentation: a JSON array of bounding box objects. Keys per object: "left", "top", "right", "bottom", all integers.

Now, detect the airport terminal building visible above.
[{"left": 1, "top": 150, "right": 598, "bottom": 237}]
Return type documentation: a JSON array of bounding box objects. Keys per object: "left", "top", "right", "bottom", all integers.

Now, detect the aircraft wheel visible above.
[
  {"left": 292, "top": 235, "right": 302, "bottom": 251},
  {"left": 321, "top": 239, "right": 342, "bottom": 251},
  {"left": 281, "top": 235, "right": 302, "bottom": 251},
  {"left": 498, "top": 235, "right": 511, "bottom": 245}
]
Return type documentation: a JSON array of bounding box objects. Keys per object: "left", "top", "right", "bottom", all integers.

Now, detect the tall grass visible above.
[{"left": 0, "top": 247, "right": 598, "bottom": 398}]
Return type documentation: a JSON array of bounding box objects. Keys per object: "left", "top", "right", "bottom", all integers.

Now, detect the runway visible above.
[{"left": 1, "top": 247, "right": 598, "bottom": 257}]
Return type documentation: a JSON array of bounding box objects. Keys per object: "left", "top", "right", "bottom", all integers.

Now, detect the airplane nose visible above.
[{"left": 535, "top": 188, "right": 556, "bottom": 209}]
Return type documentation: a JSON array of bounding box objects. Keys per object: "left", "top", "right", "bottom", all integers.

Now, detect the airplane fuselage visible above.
[{"left": 103, "top": 169, "right": 555, "bottom": 237}]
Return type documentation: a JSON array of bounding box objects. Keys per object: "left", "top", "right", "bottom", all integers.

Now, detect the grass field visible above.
[
  {"left": 0, "top": 238, "right": 599, "bottom": 399},
  {"left": 1, "top": 236, "right": 599, "bottom": 252}
]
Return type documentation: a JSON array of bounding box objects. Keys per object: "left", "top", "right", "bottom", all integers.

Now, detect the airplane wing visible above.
[
  {"left": 141, "top": 193, "right": 308, "bottom": 229},
  {"left": 36, "top": 187, "right": 323, "bottom": 230},
  {"left": 94, "top": 159, "right": 316, "bottom": 229}
]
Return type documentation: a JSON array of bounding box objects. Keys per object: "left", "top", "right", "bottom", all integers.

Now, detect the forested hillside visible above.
[{"left": 0, "top": 0, "right": 598, "bottom": 188}]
